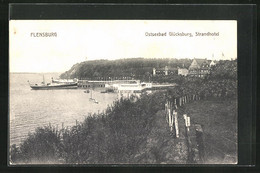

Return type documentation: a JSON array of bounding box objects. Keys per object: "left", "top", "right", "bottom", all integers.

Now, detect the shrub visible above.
[{"left": 11, "top": 126, "right": 62, "bottom": 164}]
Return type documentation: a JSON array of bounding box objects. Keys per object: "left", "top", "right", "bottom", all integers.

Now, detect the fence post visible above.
[
  {"left": 184, "top": 114, "right": 195, "bottom": 163},
  {"left": 168, "top": 108, "right": 173, "bottom": 131},
  {"left": 186, "top": 116, "right": 190, "bottom": 132},
  {"left": 195, "top": 124, "right": 205, "bottom": 163},
  {"left": 174, "top": 110, "right": 179, "bottom": 138},
  {"left": 166, "top": 102, "right": 169, "bottom": 123},
  {"left": 183, "top": 114, "right": 187, "bottom": 119},
  {"left": 174, "top": 99, "right": 177, "bottom": 109}
]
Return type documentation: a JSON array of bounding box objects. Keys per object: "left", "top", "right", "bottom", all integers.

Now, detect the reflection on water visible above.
[{"left": 10, "top": 73, "right": 118, "bottom": 145}]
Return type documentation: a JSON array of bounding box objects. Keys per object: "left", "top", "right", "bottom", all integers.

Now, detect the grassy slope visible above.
[
  {"left": 10, "top": 95, "right": 237, "bottom": 164},
  {"left": 139, "top": 97, "right": 237, "bottom": 164},
  {"left": 135, "top": 110, "right": 188, "bottom": 164},
  {"left": 133, "top": 97, "right": 238, "bottom": 164},
  {"left": 181, "top": 98, "right": 237, "bottom": 163}
]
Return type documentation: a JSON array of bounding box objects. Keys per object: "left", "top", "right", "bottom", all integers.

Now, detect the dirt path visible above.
[{"left": 133, "top": 110, "right": 188, "bottom": 164}]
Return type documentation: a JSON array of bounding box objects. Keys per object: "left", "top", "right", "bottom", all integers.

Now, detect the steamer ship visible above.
[{"left": 28, "top": 76, "right": 77, "bottom": 90}]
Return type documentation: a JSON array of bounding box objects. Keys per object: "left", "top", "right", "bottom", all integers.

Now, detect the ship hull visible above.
[{"left": 30, "top": 83, "right": 77, "bottom": 90}]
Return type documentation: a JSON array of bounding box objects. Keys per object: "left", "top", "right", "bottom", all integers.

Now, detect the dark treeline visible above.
[
  {"left": 60, "top": 58, "right": 192, "bottom": 80},
  {"left": 165, "top": 60, "right": 237, "bottom": 99},
  {"left": 208, "top": 60, "right": 237, "bottom": 80},
  {"left": 60, "top": 58, "right": 236, "bottom": 85},
  {"left": 151, "top": 60, "right": 237, "bottom": 99}
]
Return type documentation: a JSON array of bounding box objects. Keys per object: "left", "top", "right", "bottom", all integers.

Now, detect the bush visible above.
[
  {"left": 165, "top": 60, "right": 237, "bottom": 99},
  {"left": 10, "top": 93, "right": 166, "bottom": 164},
  {"left": 11, "top": 126, "right": 62, "bottom": 164}
]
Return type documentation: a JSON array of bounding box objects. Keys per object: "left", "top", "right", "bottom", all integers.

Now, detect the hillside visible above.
[
  {"left": 10, "top": 58, "right": 237, "bottom": 164},
  {"left": 10, "top": 94, "right": 237, "bottom": 164},
  {"left": 60, "top": 58, "right": 192, "bottom": 80},
  {"left": 10, "top": 92, "right": 237, "bottom": 164}
]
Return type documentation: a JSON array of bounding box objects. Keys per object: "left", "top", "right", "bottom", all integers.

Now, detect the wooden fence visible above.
[
  {"left": 164, "top": 93, "right": 236, "bottom": 163},
  {"left": 164, "top": 94, "right": 204, "bottom": 163}
]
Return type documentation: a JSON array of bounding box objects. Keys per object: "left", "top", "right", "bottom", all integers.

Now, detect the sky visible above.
[{"left": 9, "top": 20, "right": 237, "bottom": 73}]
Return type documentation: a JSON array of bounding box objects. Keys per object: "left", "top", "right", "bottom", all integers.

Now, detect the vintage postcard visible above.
[{"left": 9, "top": 20, "right": 237, "bottom": 164}]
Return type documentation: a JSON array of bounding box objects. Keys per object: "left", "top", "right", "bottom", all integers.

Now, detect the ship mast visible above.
[{"left": 43, "top": 75, "right": 45, "bottom": 85}]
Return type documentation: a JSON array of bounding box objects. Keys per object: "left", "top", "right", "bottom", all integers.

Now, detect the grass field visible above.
[
  {"left": 135, "top": 97, "right": 237, "bottom": 164},
  {"left": 182, "top": 98, "right": 237, "bottom": 164}
]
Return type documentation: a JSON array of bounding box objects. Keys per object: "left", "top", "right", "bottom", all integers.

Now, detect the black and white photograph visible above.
[{"left": 9, "top": 20, "right": 238, "bottom": 165}]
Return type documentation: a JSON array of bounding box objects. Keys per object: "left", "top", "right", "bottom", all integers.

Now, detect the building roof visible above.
[
  {"left": 209, "top": 60, "right": 217, "bottom": 64},
  {"left": 194, "top": 59, "right": 210, "bottom": 66},
  {"left": 189, "top": 58, "right": 210, "bottom": 70},
  {"left": 167, "top": 67, "right": 178, "bottom": 71},
  {"left": 155, "top": 66, "right": 178, "bottom": 71},
  {"left": 178, "top": 68, "right": 188, "bottom": 70}
]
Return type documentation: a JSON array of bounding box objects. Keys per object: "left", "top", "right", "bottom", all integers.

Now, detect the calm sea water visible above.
[{"left": 9, "top": 73, "right": 118, "bottom": 145}]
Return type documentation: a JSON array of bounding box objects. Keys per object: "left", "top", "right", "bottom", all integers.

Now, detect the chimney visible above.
[
  {"left": 153, "top": 68, "right": 156, "bottom": 76},
  {"left": 165, "top": 66, "right": 168, "bottom": 76}
]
